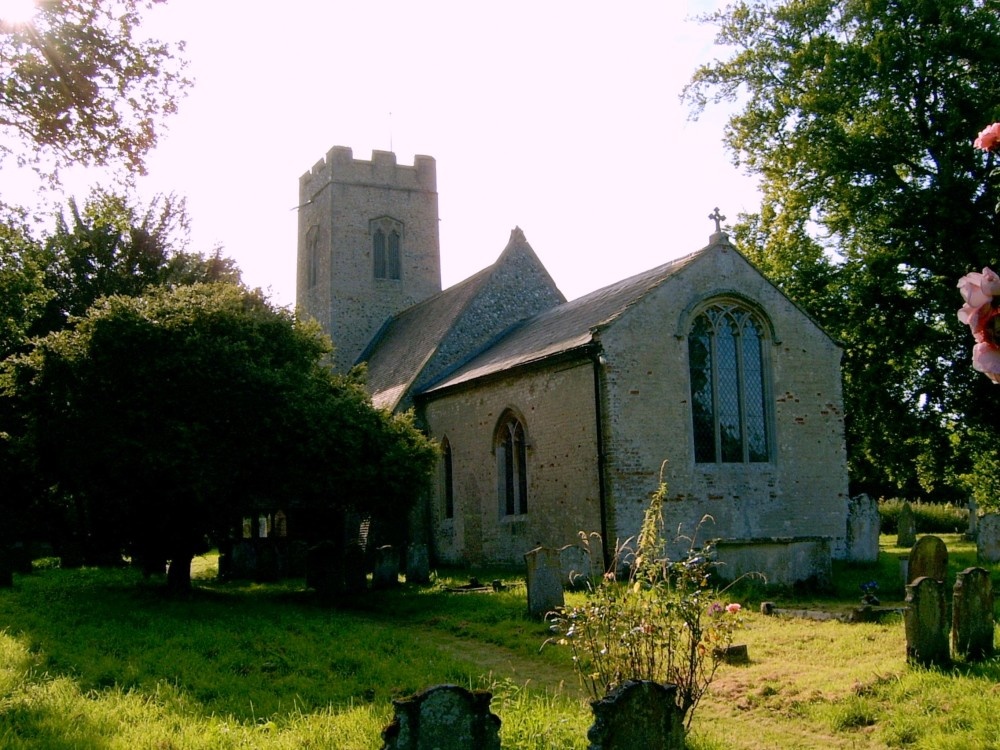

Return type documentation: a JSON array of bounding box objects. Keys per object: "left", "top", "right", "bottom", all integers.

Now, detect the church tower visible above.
[{"left": 296, "top": 147, "right": 441, "bottom": 372}]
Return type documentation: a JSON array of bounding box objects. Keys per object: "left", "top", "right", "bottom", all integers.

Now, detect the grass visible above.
[{"left": 0, "top": 535, "right": 997, "bottom": 748}]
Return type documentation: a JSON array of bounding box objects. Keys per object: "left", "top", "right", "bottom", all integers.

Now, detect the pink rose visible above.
[
  {"left": 726, "top": 603, "right": 741, "bottom": 614},
  {"left": 958, "top": 270, "right": 995, "bottom": 308},
  {"left": 973, "top": 341, "right": 1000, "bottom": 383},
  {"left": 975, "top": 123, "right": 1000, "bottom": 152}
]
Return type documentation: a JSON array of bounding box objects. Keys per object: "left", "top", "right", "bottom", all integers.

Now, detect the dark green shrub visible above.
[{"left": 878, "top": 498, "right": 967, "bottom": 535}]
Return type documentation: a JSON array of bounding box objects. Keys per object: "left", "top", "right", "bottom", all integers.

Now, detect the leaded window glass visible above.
[
  {"left": 689, "top": 301, "right": 770, "bottom": 464},
  {"left": 497, "top": 415, "right": 528, "bottom": 516}
]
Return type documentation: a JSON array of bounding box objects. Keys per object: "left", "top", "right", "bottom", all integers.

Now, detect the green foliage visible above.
[
  {"left": 685, "top": 0, "right": 1000, "bottom": 502},
  {"left": 547, "top": 483, "right": 744, "bottom": 730},
  {"left": 877, "top": 498, "right": 968, "bottom": 535},
  {"left": 0, "top": 0, "right": 191, "bottom": 180},
  {"left": 1, "top": 283, "right": 437, "bottom": 588}
]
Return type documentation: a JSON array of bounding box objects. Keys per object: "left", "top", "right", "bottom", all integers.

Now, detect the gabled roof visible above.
[
  {"left": 422, "top": 245, "right": 707, "bottom": 395},
  {"left": 362, "top": 228, "right": 564, "bottom": 411}
]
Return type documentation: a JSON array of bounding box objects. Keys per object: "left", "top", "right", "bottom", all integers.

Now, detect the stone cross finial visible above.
[{"left": 709, "top": 207, "right": 726, "bottom": 234}]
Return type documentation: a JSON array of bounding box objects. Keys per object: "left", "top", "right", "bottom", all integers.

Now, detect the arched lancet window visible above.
[
  {"left": 371, "top": 217, "right": 403, "bottom": 280},
  {"left": 688, "top": 300, "right": 770, "bottom": 464},
  {"left": 373, "top": 229, "right": 387, "bottom": 279},
  {"left": 496, "top": 413, "right": 528, "bottom": 516},
  {"left": 387, "top": 230, "right": 401, "bottom": 280},
  {"left": 306, "top": 226, "right": 320, "bottom": 288},
  {"left": 441, "top": 437, "right": 454, "bottom": 520}
]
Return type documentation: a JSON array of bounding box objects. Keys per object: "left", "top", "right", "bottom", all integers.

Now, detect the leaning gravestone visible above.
[
  {"left": 897, "top": 502, "right": 917, "bottom": 548},
  {"left": 978, "top": 514, "right": 1000, "bottom": 564},
  {"left": 380, "top": 685, "right": 501, "bottom": 750},
  {"left": 524, "top": 546, "right": 564, "bottom": 618},
  {"left": 587, "top": 680, "right": 684, "bottom": 750},
  {"left": 904, "top": 576, "right": 950, "bottom": 668},
  {"left": 908, "top": 535, "right": 948, "bottom": 584},
  {"left": 952, "top": 566, "right": 995, "bottom": 662},
  {"left": 846, "top": 493, "right": 880, "bottom": 563},
  {"left": 406, "top": 543, "right": 430, "bottom": 585},
  {"left": 373, "top": 545, "right": 400, "bottom": 589}
]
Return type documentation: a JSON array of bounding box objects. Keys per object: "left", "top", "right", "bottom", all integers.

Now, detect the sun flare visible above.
[{"left": 0, "top": 0, "right": 36, "bottom": 27}]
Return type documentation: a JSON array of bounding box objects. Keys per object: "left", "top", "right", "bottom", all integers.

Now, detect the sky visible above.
[{"left": 11, "top": 1, "right": 760, "bottom": 308}]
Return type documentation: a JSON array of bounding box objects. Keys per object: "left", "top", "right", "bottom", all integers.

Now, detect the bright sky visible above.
[{"left": 14, "top": 1, "right": 761, "bottom": 308}]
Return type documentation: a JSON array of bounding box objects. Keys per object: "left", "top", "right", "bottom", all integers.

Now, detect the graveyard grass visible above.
[{"left": 0, "top": 535, "right": 999, "bottom": 749}]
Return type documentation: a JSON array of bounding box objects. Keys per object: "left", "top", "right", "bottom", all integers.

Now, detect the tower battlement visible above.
[{"left": 300, "top": 147, "right": 436, "bottom": 205}]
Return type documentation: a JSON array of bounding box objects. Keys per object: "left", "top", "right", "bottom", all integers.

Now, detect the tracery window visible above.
[
  {"left": 688, "top": 300, "right": 771, "bottom": 464},
  {"left": 371, "top": 217, "right": 403, "bottom": 280},
  {"left": 496, "top": 413, "right": 528, "bottom": 516}
]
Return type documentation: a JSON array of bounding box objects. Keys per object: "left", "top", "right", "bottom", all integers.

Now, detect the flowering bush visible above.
[
  {"left": 957, "top": 267, "right": 1000, "bottom": 383},
  {"left": 545, "top": 480, "right": 745, "bottom": 731},
  {"left": 975, "top": 122, "right": 1000, "bottom": 153}
]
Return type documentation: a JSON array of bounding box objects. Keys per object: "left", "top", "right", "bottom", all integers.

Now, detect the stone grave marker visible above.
[
  {"left": 952, "top": 566, "right": 995, "bottom": 661},
  {"left": 344, "top": 541, "right": 368, "bottom": 594},
  {"left": 904, "top": 576, "right": 950, "bottom": 668},
  {"left": 968, "top": 498, "right": 979, "bottom": 540},
  {"left": 908, "top": 535, "right": 948, "bottom": 584},
  {"left": 978, "top": 514, "right": 1000, "bottom": 564},
  {"left": 897, "top": 502, "right": 917, "bottom": 548},
  {"left": 406, "top": 543, "right": 430, "bottom": 585},
  {"left": 587, "top": 680, "right": 684, "bottom": 750},
  {"left": 524, "top": 546, "right": 564, "bottom": 618},
  {"left": 380, "top": 684, "right": 501, "bottom": 750},
  {"left": 559, "top": 542, "right": 593, "bottom": 590},
  {"left": 845, "top": 493, "right": 880, "bottom": 563},
  {"left": 373, "top": 545, "right": 399, "bottom": 589}
]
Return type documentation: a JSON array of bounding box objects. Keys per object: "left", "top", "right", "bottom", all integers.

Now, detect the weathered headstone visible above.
[
  {"left": 373, "top": 545, "right": 400, "bottom": 589},
  {"left": 406, "top": 543, "right": 430, "bottom": 585},
  {"left": 587, "top": 680, "right": 684, "bottom": 750},
  {"left": 559, "top": 543, "right": 593, "bottom": 590},
  {"left": 978, "top": 514, "right": 1000, "bottom": 564},
  {"left": 344, "top": 542, "right": 368, "bottom": 594},
  {"left": 380, "top": 684, "right": 501, "bottom": 750},
  {"left": 230, "top": 540, "right": 257, "bottom": 579},
  {"left": 524, "top": 546, "right": 564, "bottom": 618},
  {"left": 306, "top": 541, "right": 342, "bottom": 599},
  {"left": 908, "top": 535, "right": 948, "bottom": 584},
  {"left": 968, "top": 498, "right": 979, "bottom": 540},
  {"left": 845, "top": 493, "right": 880, "bottom": 563},
  {"left": 897, "top": 502, "right": 917, "bottom": 548},
  {"left": 952, "top": 566, "right": 995, "bottom": 661},
  {"left": 904, "top": 576, "right": 950, "bottom": 668}
]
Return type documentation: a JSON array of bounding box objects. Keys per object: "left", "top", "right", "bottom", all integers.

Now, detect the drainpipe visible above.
[{"left": 591, "top": 346, "right": 611, "bottom": 571}]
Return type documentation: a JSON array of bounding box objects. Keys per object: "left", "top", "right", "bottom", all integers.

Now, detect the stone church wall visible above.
[
  {"left": 597, "top": 244, "right": 849, "bottom": 564},
  {"left": 421, "top": 360, "right": 603, "bottom": 567}
]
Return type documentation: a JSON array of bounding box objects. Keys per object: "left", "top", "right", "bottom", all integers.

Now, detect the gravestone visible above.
[
  {"left": 373, "top": 545, "right": 400, "bottom": 589},
  {"left": 952, "top": 566, "right": 995, "bottom": 661},
  {"left": 904, "top": 576, "right": 950, "bottom": 668},
  {"left": 559, "top": 542, "right": 593, "bottom": 590},
  {"left": 968, "top": 498, "right": 979, "bottom": 540},
  {"left": 908, "top": 535, "right": 948, "bottom": 584},
  {"left": 524, "top": 546, "right": 564, "bottom": 618},
  {"left": 897, "top": 502, "right": 917, "bottom": 548},
  {"left": 306, "top": 541, "right": 342, "bottom": 599},
  {"left": 978, "top": 514, "right": 1000, "bottom": 564},
  {"left": 343, "top": 542, "right": 368, "bottom": 594},
  {"left": 406, "top": 543, "right": 430, "bottom": 585},
  {"left": 380, "top": 684, "right": 501, "bottom": 750},
  {"left": 845, "top": 493, "right": 880, "bottom": 563},
  {"left": 587, "top": 680, "right": 684, "bottom": 750}
]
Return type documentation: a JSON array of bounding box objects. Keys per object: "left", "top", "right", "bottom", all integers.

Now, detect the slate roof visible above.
[{"left": 422, "top": 245, "right": 707, "bottom": 395}]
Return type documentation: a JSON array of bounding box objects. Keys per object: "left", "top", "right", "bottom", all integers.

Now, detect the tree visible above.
[
  {"left": 1, "top": 283, "right": 437, "bottom": 592},
  {"left": 684, "top": 0, "right": 1000, "bottom": 500},
  {"left": 0, "top": 0, "right": 190, "bottom": 180}
]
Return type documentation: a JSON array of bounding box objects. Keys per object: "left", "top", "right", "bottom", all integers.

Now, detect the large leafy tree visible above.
[
  {"left": 685, "top": 0, "right": 1000, "bottom": 500},
  {"left": 2, "top": 283, "right": 437, "bottom": 591},
  {"left": 0, "top": 0, "right": 189, "bottom": 180}
]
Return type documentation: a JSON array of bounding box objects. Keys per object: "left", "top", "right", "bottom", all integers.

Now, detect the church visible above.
[{"left": 296, "top": 147, "right": 855, "bottom": 586}]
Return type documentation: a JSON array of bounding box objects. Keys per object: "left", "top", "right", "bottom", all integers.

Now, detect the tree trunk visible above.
[{"left": 166, "top": 551, "right": 193, "bottom": 594}]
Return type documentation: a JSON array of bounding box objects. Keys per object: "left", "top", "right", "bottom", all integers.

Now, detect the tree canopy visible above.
[
  {"left": 685, "top": 0, "right": 1000, "bottom": 501},
  {"left": 0, "top": 0, "right": 189, "bottom": 180},
  {"left": 1, "top": 283, "right": 438, "bottom": 591}
]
